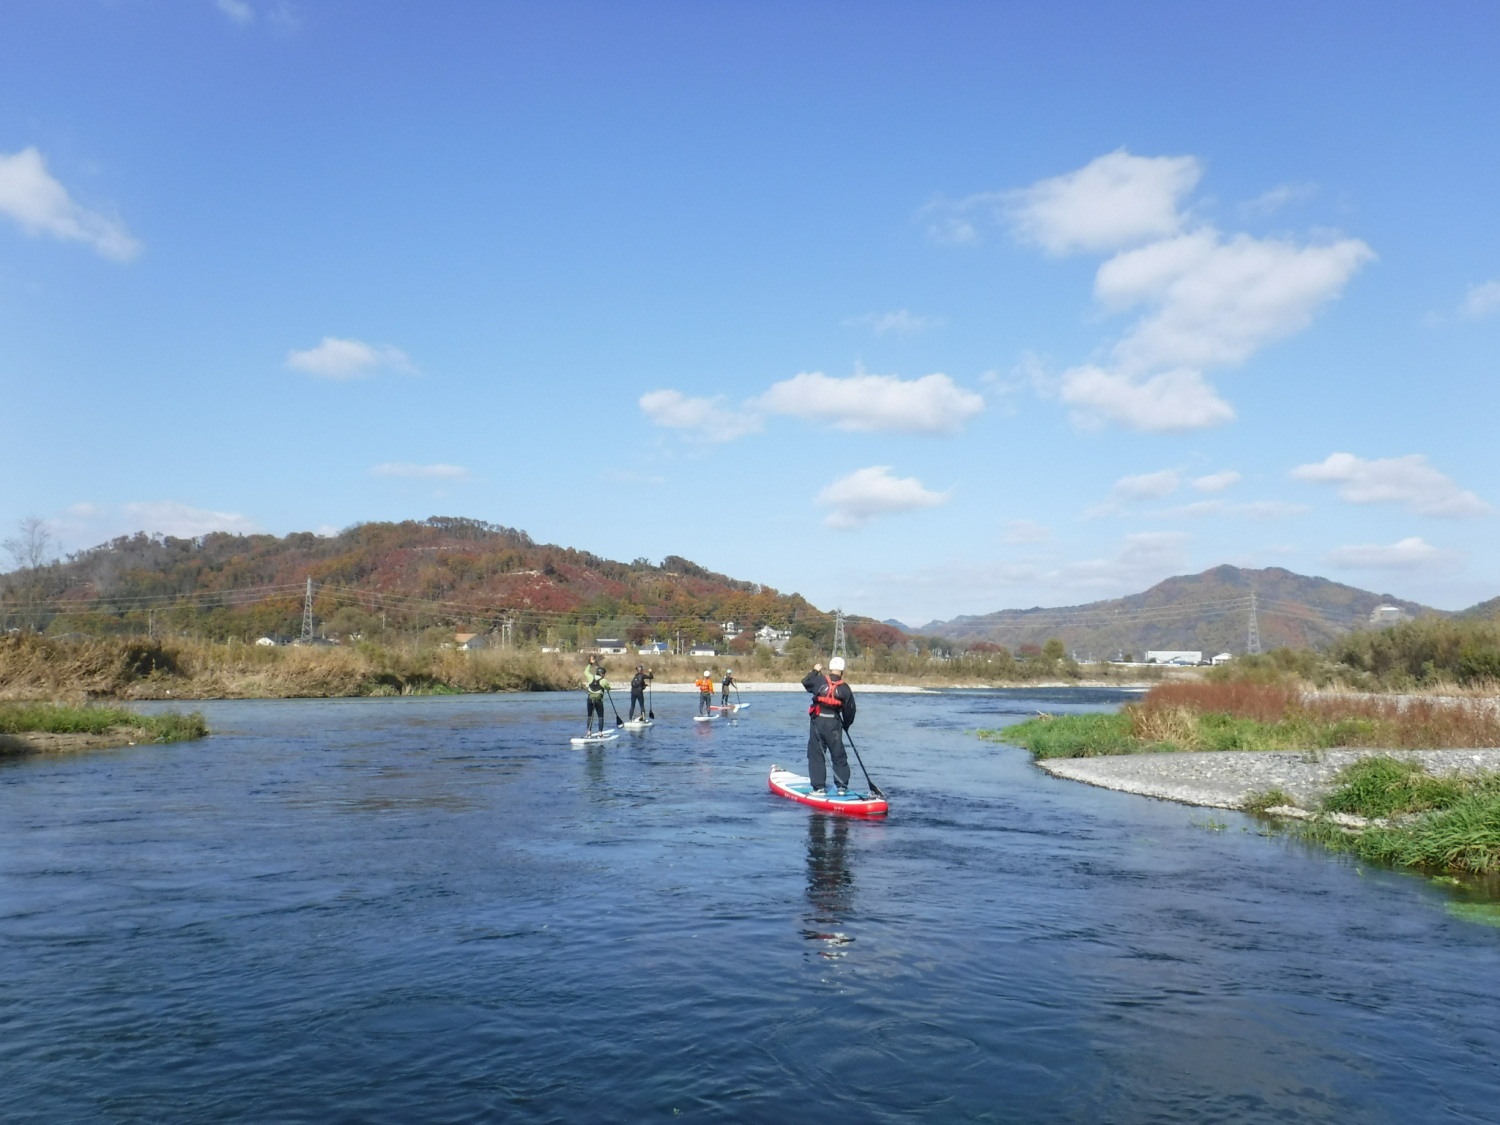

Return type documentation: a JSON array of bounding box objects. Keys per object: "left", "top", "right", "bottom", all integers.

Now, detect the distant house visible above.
[
  {"left": 638, "top": 641, "right": 670, "bottom": 656},
  {"left": 456, "top": 632, "right": 488, "bottom": 651},
  {"left": 595, "top": 638, "right": 629, "bottom": 655},
  {"left": 720, "top": 621, "right": 741, "bottom": 639},
  {"left": 255, "top": 636, "right": 278, "bottom": 647},
  {"left": 688, "top": 644, "right": 717, "bottom": 658},
  {"left": 755, "top": 624, "right": 793, "bottom": 654},
  {"left": 1145, "top": 650, "right": 1204, "bottom": 666},
  {"left": 1369, "top": 605, "right": 1409, "bottom": 627},
  {"left": 1211, "top": 652, "right": 1233, "bottom": 665}
]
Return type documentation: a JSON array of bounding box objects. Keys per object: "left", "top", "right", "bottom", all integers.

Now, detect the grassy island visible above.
[{"left": 0, "top": 701, "right": 208, "bottom": 754}]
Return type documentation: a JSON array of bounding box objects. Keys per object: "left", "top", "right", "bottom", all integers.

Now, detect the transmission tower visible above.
[
  {"left": 832, "top": 609, "right": 847, "bottom": 660},
  {"left": 300, "top": 577, "right": 315, "bottom": 643},
  {"left": 1247, "top": 589, "right": 1262, "bottom": 655}
]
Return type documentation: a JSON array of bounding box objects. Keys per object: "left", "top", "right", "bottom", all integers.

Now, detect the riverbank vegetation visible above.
[
  {"left": 985, "top": 680, "right": 1500, "bottom": 760},
  {"left": 0, "top": 701, "right": 207, "bottom": 753}
]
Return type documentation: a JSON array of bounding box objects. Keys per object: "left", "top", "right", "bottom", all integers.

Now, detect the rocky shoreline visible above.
[{"left": 1038, "top": 747, "right": 1500, "bottom": 819}]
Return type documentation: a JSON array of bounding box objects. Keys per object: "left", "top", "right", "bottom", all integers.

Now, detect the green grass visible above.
[
  {"left": 979, "top": 713, "right": 1138, "bottom": 759},
  {"left": 0, "top": 702, "right": 208, "bottom": 742},
  {"left": 1320, "top": 757, "right": 1471, "bottom": 819},
  {"left": 1242, "top": 786, "right": 1296, "bottom": 814}
]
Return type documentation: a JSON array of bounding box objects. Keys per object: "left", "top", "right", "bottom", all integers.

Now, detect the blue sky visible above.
[{"left": 3, "top": 1, "right": 1497, "bottom": 625}]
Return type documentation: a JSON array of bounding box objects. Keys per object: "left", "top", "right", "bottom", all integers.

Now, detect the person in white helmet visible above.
[
  {"left": 801, "top": 656, "right": 856, "bottom": 796},
  {"left": 720, "top": 668, "right": 736, "bottom": 706},
  {"left": 694, "top": 669, "right": 715, "bottom": 716}
]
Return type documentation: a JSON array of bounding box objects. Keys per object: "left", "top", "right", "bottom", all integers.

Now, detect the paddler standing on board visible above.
[
  {"left": 802, "top": 657, "right": 856, "bottom": 796},
  {"left": 720, "top": 669, "right": 736, "bottom": 707},
  {"left": 629, "top": 664, "right": 652, "bottom": 721},
  {"left": 584, "top": 661, "right": 611, "bottom": 736},
  {"left": 694, "top": 669, "right": 715, "bottom": 716}
]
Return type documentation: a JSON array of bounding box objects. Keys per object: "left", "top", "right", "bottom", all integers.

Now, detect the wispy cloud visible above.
[
  {"left": 844, "top": 309, "right": 944, "bottom": 336},
  {"left": 1460, "top": 280, "right": 1500, "bottom": 321},
  {"left": 760, "top": 369, "right": 983, "bottom": 434},
  {"left": 287, "top": 337, "right": 415, "bottom": 380},
  {"left": 122, "top": 501, "right": 262, "bottom": 539},
  {"left": 1110, "top": 469, "right": 1181, "bottom": 502},
  {"left": 637, "top": 390, "right": 762, "bottom": 443},
  {"left": 817, "top": 466, "right": 950, "bottom": 530},
  {"left": 1006, "top": 150, "right": 1202, "bottom": 255},
  {"left": 215, "top": 0, "right": 255, "bottom": 24},
  {"left": 0, "top": 147, "right": 140, "bottom": 261},
  {"left": 1192, "top": 470, "right": 1241, "bottom": 492},
  {"left": 1002, "top": 519, "right": 1052, "bottom": 544},
  {"left": 1291, "top": 453, "right": 1490, "bottom": 518},
  {"left": 1325, "top": 537, "right": 1455, "bottom": 571},
  {"left": 1241, "top": 182, "right": 1317, "bottom": 217},
  {"left": 370, "top": 463, "right": 471, "bottom": 480}
]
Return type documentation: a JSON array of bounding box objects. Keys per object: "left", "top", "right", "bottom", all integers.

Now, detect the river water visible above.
[{"left": 3, "top": 689, "right": 1499, "bottom": 1123}]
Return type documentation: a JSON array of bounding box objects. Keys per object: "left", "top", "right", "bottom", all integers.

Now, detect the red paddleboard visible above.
[{"left": 768, "top": 766, "right": 888, "bottom": 818}]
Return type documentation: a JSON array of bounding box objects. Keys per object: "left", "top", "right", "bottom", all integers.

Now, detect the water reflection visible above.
[{"left": 803, "top": 814, "right": 855, "bottom": 956}]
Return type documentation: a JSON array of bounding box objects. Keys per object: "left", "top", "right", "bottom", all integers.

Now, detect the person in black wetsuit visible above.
[
  {"left": 801, "top": 657, "right": 855, "bottom": 796},
  {"left": 629, "top": 664, "right": 653, "bottom": 720},
  {"left": 720, "top": 669, "right": 736, "bottom": 706}
]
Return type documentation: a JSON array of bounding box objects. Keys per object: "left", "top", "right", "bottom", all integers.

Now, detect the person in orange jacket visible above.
[{"left": 694, "top": 669, "right": 715, "bottom": 716}]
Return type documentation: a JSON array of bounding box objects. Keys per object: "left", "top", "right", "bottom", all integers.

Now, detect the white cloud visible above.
[
  {"left": 1290, "top": 452, "right": 1491, "bottom": 518},
  {"left": 817, "top": 466, "right": 950, "bottom": 530},
  {"left": 1002, "top": 519, "right": 1052, "bottom": 544},
  {"left": 845, "top": 308, "right": 944, "bottom": 336},
  {"left": 286, "top": 336, "right": 414, "bottom": 379},
  {"left": 1065, "top": 531, "right": 1192, "bottom": 591},
  {"left": 1230, "top": 500, "right": 1309, "bottom": 519},
  {"left": 122, "top": 501, "right": 262, "bottom": 539},
  {"left": 1111, "top": 469, "right": 1181, "bottom": 502},
  {"left": 1325, "top": 537, "right": 1453, "bottom": 571},
  {"left": 1056, "top": 365, "right": 1235, "bottom": 432},
  {"left": 638, "top": 390, "right": 762, "bottom": 443},
  {"left": 215, "top": 0, "right": 255, "bottom": 24},
  {"left": 1461, "top": 280, "right": 1500, "bottom": 321},
  {"left": 370, "top": 463, "right": 471, "bottom": 480},
  {"left": 1192, "top": 470, "right": 1242, "bottom": 492},
  {"left": 1143, "top": 499, "right": 1308, "bottom": 520},
  {"left": 1007, "top": 150, "right": 1202, "bottom": 255},
  {"left": 1097, "top": 231, "right": 1375, "bottom": 376},
  {"left": 0, "top": 147, "right": 141, "bottom": 261},
  {"left": 760, "top": 370, "right": 983, "bottom": 434},
  {"left": 998, "top": 152, "right": 1372, "bottom": 432}
]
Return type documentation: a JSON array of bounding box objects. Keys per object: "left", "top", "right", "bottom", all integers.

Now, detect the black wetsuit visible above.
[
  {"left": 629, "top": 670, "right": 652, "bottom": 719},
  {"left": 721, "top": 674, "right": 735, "bottom": 705},
  {"left": 802, "top": 670, "right": 855, "bottom": 791}
]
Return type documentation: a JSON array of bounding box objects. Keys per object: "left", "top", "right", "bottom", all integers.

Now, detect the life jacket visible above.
[
  {"left": 588, "top": 676, "right": 605, "bottom": 696},
  {"left": 632, "top": 672, "right": 647, "bottom": 690},
  {"left": 812, "top": 676, "right": 845, "bottom": 714},
  {"left": 695, "top": 677, "right": 713, "bottom": 693}
]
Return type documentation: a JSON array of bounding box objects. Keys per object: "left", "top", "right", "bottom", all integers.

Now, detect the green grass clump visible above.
[
  {"left": 1351, "top": 791, "right": 1500, "bottom": 874},
  {"left": 981, "top": 713, "right": 1137, "bottom": 759},
  {"left": 1321, "top": 757, "right": 1469, "bottom": 819},
  {"left": 1242, "top": 786, "right": 1296, "bottom": 814},
  {"left": 0, "top": 702, "right": 208, "bottom": 742}
]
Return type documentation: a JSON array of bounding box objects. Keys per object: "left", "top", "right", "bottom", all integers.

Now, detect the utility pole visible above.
[
  {"left": 301, "top": 577, "right": 315, "bottom": 644},
  {"left": 501, "top": 617, "right": 514, "bottom": 648},
  {"left": 832, "top": 609, "right": 846, "bottom": 660},
  {"left": 1247, "top": 590, "right": 1262, "bottom": 655}
]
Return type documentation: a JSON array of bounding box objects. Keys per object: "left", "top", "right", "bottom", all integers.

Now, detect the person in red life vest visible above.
[
  {"left": 694, "top": 670, "right": 715, "bottom": 716},
  {"left": 801, "top": 656, "right": 856, "bottom": 796}
]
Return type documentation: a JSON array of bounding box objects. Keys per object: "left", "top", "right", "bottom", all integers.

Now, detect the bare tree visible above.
[
  {"left": 4, "top": 516, "right": 53, "bottom": 573},
  {"left": 2, "top": 516, "right": 55, "bottom": 631}
]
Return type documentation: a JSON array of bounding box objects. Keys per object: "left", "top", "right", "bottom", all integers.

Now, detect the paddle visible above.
[
  {"left": 606, "top": 687, "right": 625, "bottom": 728},
  {"left": 647, "top": 678, "right": 655, "bottom": 721},
  {"left": 842, "top": 729, "right": 886, "bottom": 800}
]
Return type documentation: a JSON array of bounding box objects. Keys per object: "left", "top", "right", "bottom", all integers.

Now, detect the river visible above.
[{"left": 3, "top": 689, "right": 1499, "bottom": 1122}]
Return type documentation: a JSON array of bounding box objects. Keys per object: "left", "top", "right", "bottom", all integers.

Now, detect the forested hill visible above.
[
  {"left": 919, "top": 565, "right": 1440, "bottom": 658},
  {"left": 2, "top": 517, "right": 845, "bottom": 647}
]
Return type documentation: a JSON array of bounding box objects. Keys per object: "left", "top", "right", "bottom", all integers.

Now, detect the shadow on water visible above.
[{"left": 802, "top": 815, "right": 855, "bottom": 956}]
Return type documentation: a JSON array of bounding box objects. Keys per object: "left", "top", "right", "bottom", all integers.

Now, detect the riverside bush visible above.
[{"left": 0, "top": 701, "right": 207, "bottom": 741}]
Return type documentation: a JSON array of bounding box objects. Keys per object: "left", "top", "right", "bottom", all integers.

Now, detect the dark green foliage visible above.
[
  {"left": 1321, "top": 757, "right": 1469, "bottom": 819},
  {"left": 1327, "top": 616, "right": 1500, "bottom": 688},
  {"left": 981, "top": 713, "right": 1137, "bottom": 759}
]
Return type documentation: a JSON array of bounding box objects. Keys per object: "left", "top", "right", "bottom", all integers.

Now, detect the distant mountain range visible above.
[{"left": 918, "top": 565, "right": 1446, "bottom": 658}]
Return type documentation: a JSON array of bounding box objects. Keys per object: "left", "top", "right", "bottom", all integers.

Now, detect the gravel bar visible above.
[{"left": 1038, "top": 748, "right": 1500, "bottom": 812}]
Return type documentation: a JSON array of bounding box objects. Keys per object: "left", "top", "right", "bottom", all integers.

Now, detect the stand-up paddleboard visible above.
[
  {"left": 570, "top": 731, "right": 619, "bottom": 746},
  {"left": 712, "top": 702, "right": 750, "bottom": 714},
  {"left": 622, "top": 718, "right": 653, "bottom": 729},
  {"left": 692, "top": 713, "right": 716, "bottom": 723},
  {"left": 768, "top": 766, "right": 887, "bottom": 817}
]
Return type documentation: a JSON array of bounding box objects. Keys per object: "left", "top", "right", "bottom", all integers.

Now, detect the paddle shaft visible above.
[
  {"left": 842, "top": 729, "right": 885, "bottom": 800},
  {"left": 605, "top": 688, "right": 624, "bottom": 726}
]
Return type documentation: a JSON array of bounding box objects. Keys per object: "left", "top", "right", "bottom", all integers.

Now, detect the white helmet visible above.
[
  {"left": 829, "top": 656, "right": 846, "bottom": 672},
  {"left": 703, "top": 669, "right": 711, "bottom": 677}
]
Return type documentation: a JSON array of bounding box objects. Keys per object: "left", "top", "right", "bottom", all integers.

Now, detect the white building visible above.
[
  {"left": 1211, "top": 652, "right": 1233, "bottom": 665},
  {"left": 1369, "top": 605, "right": 1409, "bottom": 627},
  {"left": 689, "top": 644, "right": 717, "bottom": 657},
  {"left": 594, "top": 638, "right": 629, "bottom": 655},
  {"left": 1145, "top": 650, "right": 1204, "bottom": 666},
  {"left": 720, "top": 621, "right": 741, "bottom": 639}
]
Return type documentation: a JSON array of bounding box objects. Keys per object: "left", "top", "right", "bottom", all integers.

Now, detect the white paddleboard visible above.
[
  {"left": 570, "top": 731, "right": 619, "bottom": 746},
  {"left": 622, "top": 719, "right": 653, "bottom": 729},
  {"left": 692, "top": 714, "right": 716, "bottom": 723}
]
